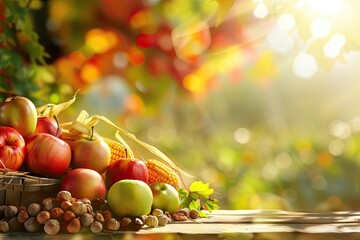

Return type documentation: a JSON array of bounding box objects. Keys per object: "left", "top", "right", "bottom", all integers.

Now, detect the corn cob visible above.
[
  {"left": 103, "top": 137, "right": 130, "bottom": 161},
  {"left": 145, "top": 159, "right": 181, "bottom": 189}
]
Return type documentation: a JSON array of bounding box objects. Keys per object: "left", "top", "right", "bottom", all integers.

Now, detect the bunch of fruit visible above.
[{"left": 0, "top": 95, "right": 201, "bottom": 234}]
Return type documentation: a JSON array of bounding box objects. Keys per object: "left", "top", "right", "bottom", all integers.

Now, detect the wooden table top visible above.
[{"left": 2, "top": 210, "right": 360, "bottom": 239}]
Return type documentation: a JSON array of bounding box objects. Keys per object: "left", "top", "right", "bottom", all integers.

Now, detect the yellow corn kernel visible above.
[
  {"left": 103, "top": 137, "right": 129, "bottom": 162},
  {"left": 145, "top": 159, "right": 181, "bottom": 189}
]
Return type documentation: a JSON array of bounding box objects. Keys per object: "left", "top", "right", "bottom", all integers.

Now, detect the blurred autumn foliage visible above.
[{"left": 2, "top": 0, "right": 360, "bottom": 211}]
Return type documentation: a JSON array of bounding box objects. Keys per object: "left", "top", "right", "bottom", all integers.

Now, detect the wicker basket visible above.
[{"left": 0, "top": 170, "right": 61, "bottom": 206}]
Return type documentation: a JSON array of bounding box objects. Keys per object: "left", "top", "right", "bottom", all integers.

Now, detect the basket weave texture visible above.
[{"left": 0, "top": 170, "right": 61, "bottom": 206}]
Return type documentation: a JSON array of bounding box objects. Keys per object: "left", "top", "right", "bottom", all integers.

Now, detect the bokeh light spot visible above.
[
  {"left": 330, "top": 120, "right": 351, "bottom": 139},
  {"left": 275, "top": 152, "right": 292, "bottom": 169},
  {"left": 85, "top": 29, "right": 117, "bottom": 54},
  {"left": 113, "top": 51, "right": 129, "bottom": 69},
  {"left": 234, "top": 128, "right": 251, "bottom": 144},
  {"left": 267, "top": 26, "right": 294, "bottom": 53},
  {"left": 323, "top": 34, "right": 346, "bottom": 59},
  {"left": 292, "top": 52, "right": 318, "bottom": 78},
  {"left": 277, "top": 13, "right": 295, "bottom": 32},
  {"left": 311, "top": 17, "right": 331, "bottom": 38},
  {"left": 253, "top": 3, "right": 268, "bottom": 19},
  {"left": 80, "top": 63, "right": 100, "bottom": 83},
  {"left": 183, "top": 74, "right": 205, "bottom": 92},
  {"left": 329, "top": 139, "right": 344, "bottom": 156}
]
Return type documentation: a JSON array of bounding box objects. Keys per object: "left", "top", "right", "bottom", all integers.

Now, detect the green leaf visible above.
[
  {"left": 189, "top": 180, "right": 215, "bottom": 196},
  {"left": 213, "top": 0, "right": 234, "bottom": 27},
  {"left": 178, "top": 180, "right": 220, "bottom": 217},
  {"left": 189, "top": 199, "right": 200, "bottom": 210}
]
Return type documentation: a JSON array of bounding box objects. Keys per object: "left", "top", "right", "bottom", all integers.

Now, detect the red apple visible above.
[
  {"left": 25, "top": 133, "right": 71, "bottom": 178},
  {"left": 71, "top": 137, "right": 111, "bottom": 174},
  {"left": 0, "top": 126, "right": 25, "bottom": 170},
  {"left": 105, "top": 158, "right": 148, "bottom": 189},
  {"left": 34, "top": 117, "right": 62, "bottom": 138},
  {"left": 59, "top": 168, "right": 106, "bottom": 200},
  {"left": 149, "top": 182, "right": 180, "bottom": 213},
  {"left": 0, "top": 96, "right": 37, "bottom": 138}
]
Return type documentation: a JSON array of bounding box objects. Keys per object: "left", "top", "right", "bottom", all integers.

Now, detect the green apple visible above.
[
  {"left": 0, "top": 96, "right": 37, "bottom": 138},
  {"left": 107, "top": 179, "right": 153, "bottom": 217},
  {"left": 149, "top": 182, "right": 180, "bottom": 213}
]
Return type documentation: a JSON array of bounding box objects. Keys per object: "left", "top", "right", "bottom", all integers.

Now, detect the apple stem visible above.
[
  {"left": 90, "top": 126, "right": 94, "bottom": 141},
  {"left": 54, "top": 115, "right": 60, "bottom": 137}
]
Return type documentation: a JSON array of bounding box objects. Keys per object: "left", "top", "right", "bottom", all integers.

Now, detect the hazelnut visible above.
[
  {"left": 80, "top": 213, "right": 94, "bottom": 227},
  {"left": 0, "top": 220, "right": 9, "bottom": 233},
  {"left": 144, "top": 215, "right": 158, "bottom": 228},
  {"left": 133, "top": 217, "right": 144, "bottom": 231},
  {"left": 90, "top": 220, "right": 103, "bottom": 233},
  {"left": 84, "top": 203, "right": 93, "bottom": 214},
  {"left": 63, "top": 210, "right": 76, "bottom": 222},
  {"left": 189, "top": 209, "right": 199, "bottom": 219},
  {"left": 4, "top": 206, "right": 18, "bottom": 219},
  {"left": 71, "top": 202, "right": 87, "bottom": 216},
  {"left": 119, "top": 217, "right": 132, "bottom": 230},
  {"left": 106, "top": 218, "right": 120, "bottom": 231},
  {"left": 80, "top": 198, "right": 91, "bottom": 205},
  {"left": 67, "top": 218, "right": 81, "bottom": 234},
  {"left": 24, "top": 217, "right": 42, "bottom": 233},
  {"left": 8, "top": 217, "right": 25, "bottom": 232},
  {"left": 57, "top": 190, "right": 72, "bottom": 202},
  {"left": 17, "top": 210, "right": 29, "bottom": 224},
  {"left": 42, "top": 197, "right": 55, "bottom": 211},
  {"left": 37, "top": 211, "right": 51, "bottom": 224},
  {"left": 28, "top": 203, "right": 41, "bottom": 217},
  {"left": 101, "top": 210, "right": 112, "bottom": 222},
  {"left": 157, "top": 215, "right": 169, "bottom": 226},
  {"left": 94, "top": 212, "right": 105, "bottom": 223},
  {"left": 152, "top": 208, "right": 164, "bottom": 217},
  {"left": 60, "top": 200, "right": 72, "bottom": 211},
  {"left": 44, "top": 219, "right": 60, "bottom": 235},
  {"left": 50, "top": 208, "right": 64, "bottom": 219}
]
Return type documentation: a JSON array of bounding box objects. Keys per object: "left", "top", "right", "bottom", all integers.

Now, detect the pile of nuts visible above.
[{"left": 0, "top": 190, "right": 199, "bottom": 234}]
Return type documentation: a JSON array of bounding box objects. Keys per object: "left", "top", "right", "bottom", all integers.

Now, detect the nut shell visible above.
[
  {"left": 4, "top": 206, "right": 18, "bottom": 219},
  {"left": 28, "top": 203, "right": 41, "bottom": 217},
  {"left": 71, "top": 202, "right": 87, "bottom": 216},
  {"left": 67, "top": 218, "right": 81, "bottom": 234},
  {"left": 24, "top": 217, "right": 42, "bottom": 233},
  {"left": 44, "top": 219, "right": 60, "bottom": 235},
  {"left": 80, "top": 213, "right": 94, "bottom": 227},
  {"left": 37, "top": 211, "right": 51, "bottom": 224},
  {"left": 57, "top": 190, "right": 72, "bottom": 202},
  {"left": 0, "top": 220, "right": 9, "bottom": 233},
  {"left": 90, "top": 221, "right": 103, "bottom": 233}
]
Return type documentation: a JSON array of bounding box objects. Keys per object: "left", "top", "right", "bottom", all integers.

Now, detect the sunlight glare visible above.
[
  {"left": 323, "top": 34, "right": 346, "bottom": 58},
  {"left": 277, "top": 13, "right": 295, "bottom": 32},
  {"left": 311, "top": 17, "right": 331, "bottom": 38},
  {"left": 267, "top": 26, "right": 294, "bottom": 53},
  {"left": 307, "top": 0, "right": 344, "bottom": 16}
]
